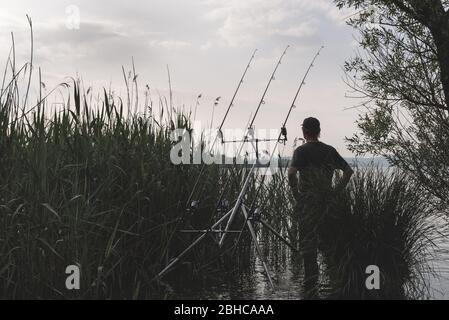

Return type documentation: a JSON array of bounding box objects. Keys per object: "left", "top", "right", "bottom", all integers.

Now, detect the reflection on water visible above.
[
  {"left": 168, "top": 242, "right": 449, "bottom": 300},
  {"left": 170, "top": 254, "right": 335, "bottom": 300},
  {"left": 427, "top": 241, "right": 449, "bottom": 300},
  {"left": 166, "top": 214, "right": 449, "bottom": 300},
  {"left": 171, "top": 256, "right": 302, "bottom": 300}
]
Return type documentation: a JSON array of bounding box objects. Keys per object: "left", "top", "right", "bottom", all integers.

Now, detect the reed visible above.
[
  {"left": 0, "top": 70, "right": 255, "bottom": 299},
  {"left": 310, "top": 167, "right": 444, "bottom": 299}
]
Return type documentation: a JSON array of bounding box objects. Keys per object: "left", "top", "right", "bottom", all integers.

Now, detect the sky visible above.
[{"left": 0, "top": 0, "right": 361, "bottom": 157}]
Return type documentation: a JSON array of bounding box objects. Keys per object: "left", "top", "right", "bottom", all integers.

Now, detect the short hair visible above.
[{"left": 302, "top": 117, "right": 321, "bottom": 136}]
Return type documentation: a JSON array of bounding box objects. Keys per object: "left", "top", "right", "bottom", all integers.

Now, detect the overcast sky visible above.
[{"left": 0, "top": 0, "right": 361, "bottom": 156}]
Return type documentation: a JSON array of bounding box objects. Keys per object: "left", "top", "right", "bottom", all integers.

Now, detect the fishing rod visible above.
[
  {"left": 218, "top": 50, "right": 257, "bottom": 133},
  {"left": 184, "top": 49, "right": 257, "bottom": 210},
  {"left": 191, "top": 46, "right": 289, "bottom": 223},
  {"left": 228, "top": 46, "right": 324, "bottom": 264},
  {"left": 156, "top": 47, "right": 289, "bottom": 281},
  {"left": 248, "top": 46, "right": 325, "bottom": 217},
  {"left": 217, "top": 45, "right": 290, "bottom": 247},
  {"left": 159, "top": 50, "right": 258, "bottom": 263},
  {"left": 248, "top": 46, "right": 290, "bottom": 131}
]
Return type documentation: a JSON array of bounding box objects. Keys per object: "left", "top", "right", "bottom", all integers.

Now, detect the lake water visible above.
[
  {"left": 167, "top": 163, "right": 449, "bottom": 300},
  {"left": 170, "top": 251, "right": 449, "bottom": 300},
  {"left": 427, "top": 230, "right": 449, "bottom": 299},
  {"left": 168, "top": 219, "right": 449, "bottom": 300}
]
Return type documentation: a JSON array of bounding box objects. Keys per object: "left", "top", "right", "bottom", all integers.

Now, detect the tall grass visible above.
[
  {"left": 0, "top": 21, "right": 279, "bottom": 298},
  {"left": 254, "top": 166, "right": 445, "bottom": 299},
  {"left": 0, "top": 70, "right": 258, "bottom": 298},
  {"left": 309, "top": 168, "right": 445, "bottom": 299}
]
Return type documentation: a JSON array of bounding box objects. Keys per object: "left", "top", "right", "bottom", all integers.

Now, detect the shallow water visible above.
[
  {"left": 427, "top": 241, "right": 449, "bottom": 299},
  {"left": 169, "top": 256, "right": 305, "bottom": 300},
  {"left": 166, "top": 212, "right": 449, "bottom": 300},
  {"left": 168, "top": 241, "right": 449, "bottom": 300}
]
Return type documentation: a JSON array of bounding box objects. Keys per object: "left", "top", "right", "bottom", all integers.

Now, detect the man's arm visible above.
[
  {"left": 335, "top": 166, "right": 354, "bottom": 191},
  {"left": 288, "top": 166, "right": 300, "bottom": 201},
  {"left": 332, "top": 148, "right": 354, "bottom": 191}
]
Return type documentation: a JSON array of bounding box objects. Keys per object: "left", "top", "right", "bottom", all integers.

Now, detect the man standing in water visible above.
[{"left": 288, "top": 117, "right": 353, "bottom": 299}]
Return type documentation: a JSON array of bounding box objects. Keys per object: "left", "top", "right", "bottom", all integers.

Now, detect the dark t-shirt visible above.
[{"left": 291, "top": 142, "right": 351, "bottom": 192}]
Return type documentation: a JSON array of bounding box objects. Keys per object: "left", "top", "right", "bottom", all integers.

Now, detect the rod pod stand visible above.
[
  {"left": 155, "top": 135, "right": 297, "bottom": 290},
  {"left": 155, "top": 46, "right": 302, "bottom": 289}
]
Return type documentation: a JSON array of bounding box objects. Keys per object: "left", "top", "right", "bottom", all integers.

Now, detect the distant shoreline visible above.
[{"left": 214, "top": 157, "right": 390, "bottom": 168}]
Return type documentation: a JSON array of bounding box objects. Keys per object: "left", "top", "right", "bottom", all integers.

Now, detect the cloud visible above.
[
  {"left": 271, "top": 21, "right": 317, "bottom": 38},
  {"left": 0, "top": 9, "right": 24, "bottom": 30},
  {"left": 37, "top": 20, "right": 124, "bottom": 44},
  {"left": 200, "top": 0, "right": 351, "bottom": 47},
  {"left": 149, "top": 39, "right": 192, "bottom": 49},
  {"left": 0, "top": 0, "right": 357, "bottom": 156}
]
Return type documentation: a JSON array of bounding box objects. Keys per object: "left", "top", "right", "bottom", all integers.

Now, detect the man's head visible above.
[{"left": 302, "top": 117, "right": 321, "bottom": 140}]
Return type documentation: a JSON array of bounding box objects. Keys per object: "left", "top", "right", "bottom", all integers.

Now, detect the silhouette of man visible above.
[{"left": 288, "top": 117, "right": 353, "bottom": 299}]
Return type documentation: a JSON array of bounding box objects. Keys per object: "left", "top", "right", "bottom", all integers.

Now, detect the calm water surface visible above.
[{"left": 170, "top": 236, "right": 449, "bottom": 300}]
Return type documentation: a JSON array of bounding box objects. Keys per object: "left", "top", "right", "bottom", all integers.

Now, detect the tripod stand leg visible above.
[
  {"left": 155, "top": 209, "right": 233, "bottom": 280},
  {"left": 241, "top": 205, "right": 274, "bottom": 290},
  {"left": 259, "top": 219, "right": 298, "bottom": 252},
  {"left": 219, "top": 161, "right": 258, "bottom": 248}
]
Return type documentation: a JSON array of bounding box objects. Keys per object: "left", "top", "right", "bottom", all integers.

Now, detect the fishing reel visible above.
[
  {"left": 249, "top": 208, "right": 263, "bottom": 223},
  {"left": 186, "top": 200, "right": 200, "bottom": 217},
  {"left": 279, "top": 126, "right": 288, "bottom": 145},
  {"left": 246, "top": 126, "right": 255, "bottom": 141},
  {"left": 217, "top": 129, "right": 224, "bottom": 144},
  {"left": 217, "top": 199, "right": 230, "bottom": 214}
]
